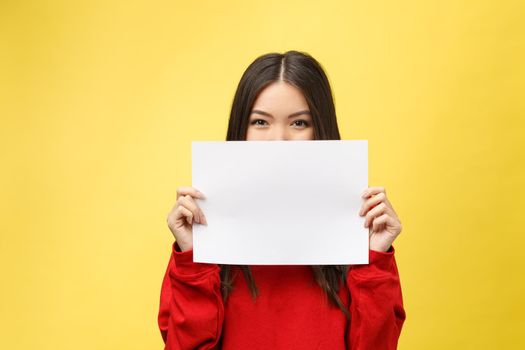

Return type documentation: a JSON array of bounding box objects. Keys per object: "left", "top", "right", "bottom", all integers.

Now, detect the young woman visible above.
[{"left": 158, "top": 50, "right": 406, "bottom": 350}]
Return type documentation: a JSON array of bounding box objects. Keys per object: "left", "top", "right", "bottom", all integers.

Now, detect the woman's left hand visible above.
[{"left": 359, "top": 186, "right": 402, "bottom": 252}]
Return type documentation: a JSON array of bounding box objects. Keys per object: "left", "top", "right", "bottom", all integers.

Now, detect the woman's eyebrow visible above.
[{"left": 251, "top": 109, "right": 312, "bottom": 119}]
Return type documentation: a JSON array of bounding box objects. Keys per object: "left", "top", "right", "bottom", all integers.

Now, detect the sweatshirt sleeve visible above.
[
  {"left": 158, "top": 241, "right": 224, "bottom": 350},
  {"left": 345, "top": 245, "right": 406, "bottom": 350}
]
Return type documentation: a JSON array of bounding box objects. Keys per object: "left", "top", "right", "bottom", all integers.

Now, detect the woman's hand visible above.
[
  {"left": 166, "top": 186, "right": 207, "bottom": 252},
  {"left": 359, "top": 186, "right": 402, "bottom": 253}
]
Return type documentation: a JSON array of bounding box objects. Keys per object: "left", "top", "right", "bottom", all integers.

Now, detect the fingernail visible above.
[
  {"left": 197, "top": 191, "right": 206, "bottom": 199},
  {"left": 362, "top": 191, "right": 368, "bottom": 198},
  {"left": 202, "top": 216, "right": 208, "bottom": 225}
]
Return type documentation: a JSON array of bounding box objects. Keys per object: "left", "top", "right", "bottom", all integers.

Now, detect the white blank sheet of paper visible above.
[{"left": 191, "top": 140, "right": 369, "bottom": 265}]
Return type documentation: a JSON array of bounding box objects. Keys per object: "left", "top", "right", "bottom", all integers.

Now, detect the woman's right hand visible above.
[{"left": 166, "top": 186, "right": 207, "bottom": 252}]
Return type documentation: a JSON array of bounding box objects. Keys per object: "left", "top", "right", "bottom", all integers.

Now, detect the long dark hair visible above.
[{"left": 222, "top": 50, "right": 350, "bottom": 320}]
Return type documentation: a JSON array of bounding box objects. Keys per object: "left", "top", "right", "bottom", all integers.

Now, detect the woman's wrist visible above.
[
  {"left": 176, "top": 239, "right": 193, "bottom": 252},
  {"left": 369, "top": 243, "right": 392, "bottom": 253}
]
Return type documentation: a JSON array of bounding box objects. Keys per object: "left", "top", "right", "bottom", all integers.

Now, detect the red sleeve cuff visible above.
[
  {"left": 171, "top": 241, "right": 219, "bottom": 278},
  {"left": 350, "top": 245, "right": 397, "bottom": 278},
  {"left": 369, "top": 245, "right": 395, "bottom": 268}
]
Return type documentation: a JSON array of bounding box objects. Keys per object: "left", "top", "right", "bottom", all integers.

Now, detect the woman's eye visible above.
[
  {"left": 292, "top": 120, "right": 309, "bottom": 127},
  {"left": 250, "top": 119, "right": 310, "bottom": 127},
  {"left": 250, "top": 119, "right": 268, "bottom": 126}
]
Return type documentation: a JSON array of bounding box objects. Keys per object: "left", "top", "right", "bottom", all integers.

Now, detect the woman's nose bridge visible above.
[{"left": 270, "top": 124, "right": 289, "bottom": 140}]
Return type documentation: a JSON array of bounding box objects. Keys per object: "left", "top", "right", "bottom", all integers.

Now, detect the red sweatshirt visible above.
[{"left": 158, "top": 242, "right": 406, "bottom": 350}]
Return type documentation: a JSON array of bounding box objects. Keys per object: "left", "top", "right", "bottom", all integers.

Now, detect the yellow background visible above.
[{"left": 1, "top": 0, "right": 524, "bottom": 349}]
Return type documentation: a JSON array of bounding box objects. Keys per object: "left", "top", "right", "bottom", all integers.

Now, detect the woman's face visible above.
[{"left": 246, "top": 81, "right": 314, "bottom": 141}]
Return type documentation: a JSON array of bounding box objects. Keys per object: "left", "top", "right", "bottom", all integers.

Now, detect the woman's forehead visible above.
[{"left": 251, "top": 81, "right": 309, "bottom": 114}]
